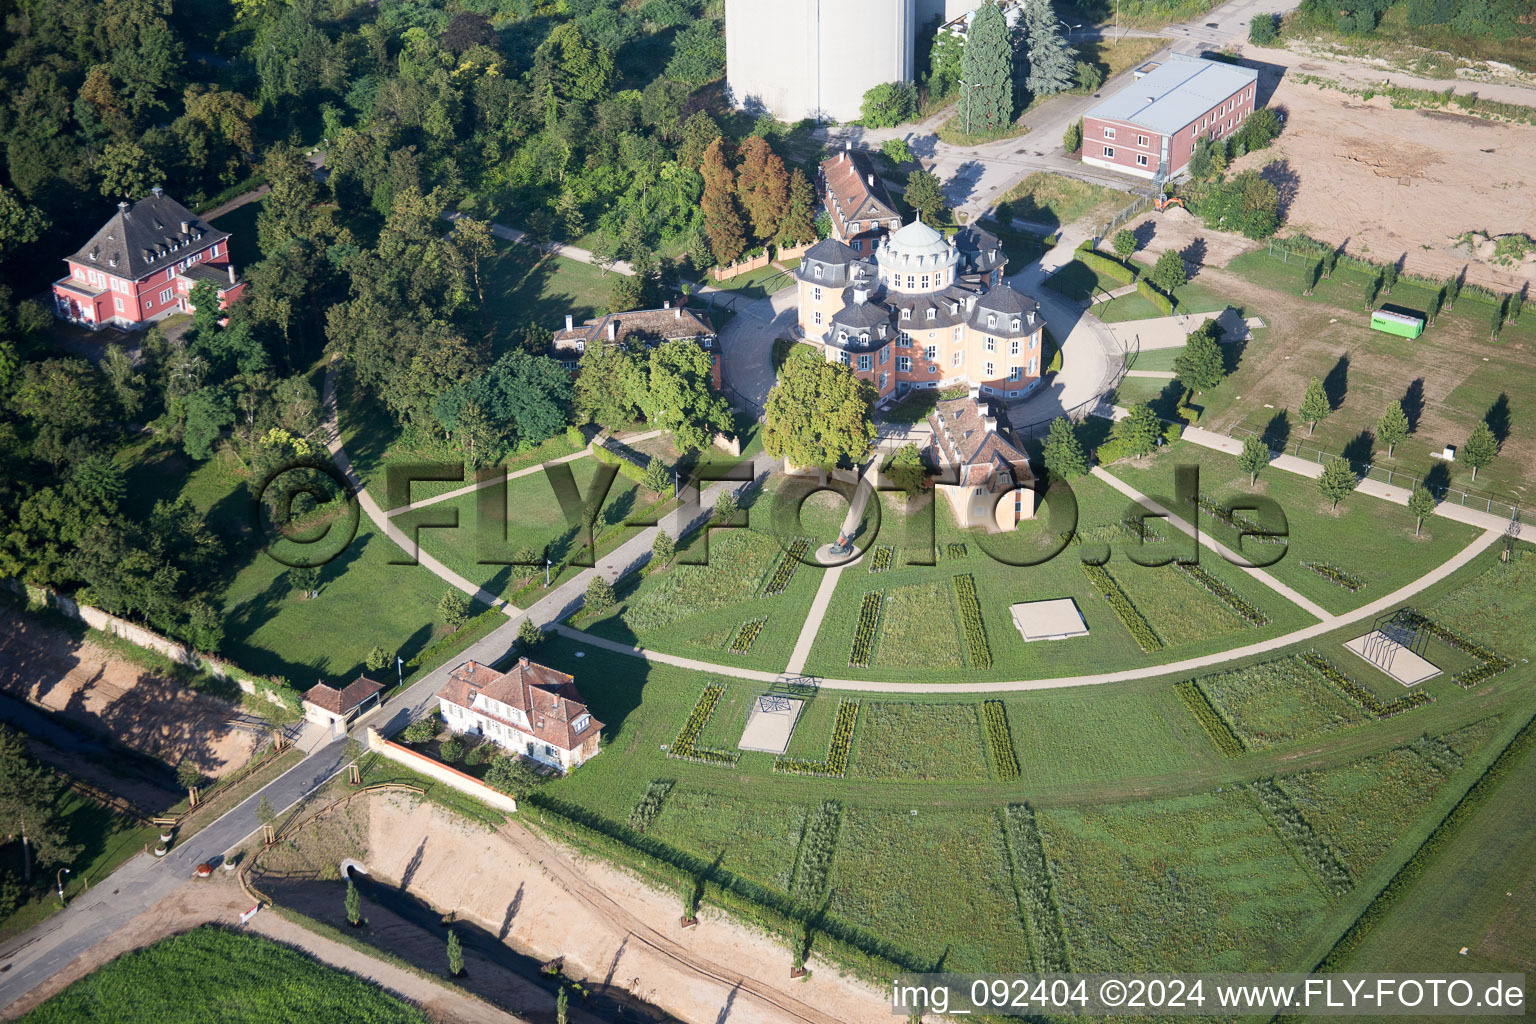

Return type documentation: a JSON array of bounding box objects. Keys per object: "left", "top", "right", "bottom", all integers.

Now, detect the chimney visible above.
[
  {"left": 663, "top": 300, "right": 671, "bottom": 308},
  {"left": 151, "top": 185, "right": 163, "bottom": 198},
  {"left": 117, "top": 201, "right": 129, "bottom": 212},
  {"left": 564, "top": 314, "right": 574, "bottom": 331},
  {"left": 180, "top": 220, "right": 190, "bottom": 234},
  {"left": 674, "top": 307, "right": 682, "bottom": 319},
  {"left": 519, "top": 657, "right": 529, "bottom": 668},
  {"left": 607, "top": 320, "right": 617, "bottom": 341},
  {"left": 227, "top": 264, "right": 236, "bottom": 284},
  {"left": 853, "top": 286, "right": 868, "bottom": 305},
  {"left": 868, "top": 173, "right": 875, "bottom": 187},
  {"left": 983, "top": 415, "right": 997, "bottom": 433}
]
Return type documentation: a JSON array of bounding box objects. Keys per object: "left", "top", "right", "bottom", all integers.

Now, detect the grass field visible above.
[
  {"left": 649, "top": 789, "right": 808, "bottom": 891},
  {"left": 19, "top": 926, "right": 428, "bottom": 1023},
  {"left": 1107, "top": 441, "right": 1482, "bottom": 615},
  {"left": 1195, "top": 656, "right": 1370, "bottom": 751},
  {"left": 998, "top": 173, "right": 1126, "bottom": 231},
  {"left": 870, "top": 580, "right": 965, "bottom": 670},
  {"left": 1038, "top": 789, "right": 1331, "bottom": 971},
  {"left": 1091, "top": 271, "right": 1232, "bottom": 322},
  {"left": 480, "top": 240, "right": 612, "bottom": 352},
  {"left": 847, "top": 702, "right": 991, "bottom": 781}
]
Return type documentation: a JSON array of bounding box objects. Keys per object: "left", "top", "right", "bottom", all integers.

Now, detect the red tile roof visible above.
[
  {"left": 302, "top": 676, "right": 386, "bottom": 715},
  {"left": 928, "top": 396, "right": 1035, "bottom": 494},
  {"left": 436, "top": 658, "right": 603, "bottom": 752},
  {"left": 820, "top": 150, "right": 899, "bottom": 240}
]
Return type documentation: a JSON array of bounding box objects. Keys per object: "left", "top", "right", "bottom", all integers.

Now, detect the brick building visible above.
[
  {"left": 51, "top": 189, "right": 246, "bottom": 330},
  {"left": 819, "top": 146, "right": 902, "bottom": 255},
  {"left": 795, "top": 218, "right": 1044, "bottom": 404},
  {"left": 1080, "top": 54, "right": 1260, "bottom": 182}
]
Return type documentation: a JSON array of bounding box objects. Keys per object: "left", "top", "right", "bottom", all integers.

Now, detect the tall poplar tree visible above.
[{"left": 960, "top": 0, "right": 1012, "bottom": 133}]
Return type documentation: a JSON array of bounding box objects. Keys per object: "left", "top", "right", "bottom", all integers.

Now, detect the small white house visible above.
[
  {"left": 301, "top": 676, "right": 385, "bottom": 732},
  {"left": 435, "top": 657, "right": 603, "bottom": 772}
]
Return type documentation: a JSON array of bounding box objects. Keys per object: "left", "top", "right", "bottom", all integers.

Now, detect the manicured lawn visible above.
[
  {"left": 1127, "top": 346, "right": 1184, "bottom": 372},
  {"left": 1044, "top": 259, "right": 1124, "bottom": 304},
  {"left": 1038, "top": 789, "right": 1332, "bottom": 972},
  {"left": 19, "top": 926, "right": 428, "bottom": 1024},
  {"left": 704, "top": 262, "right": 794, "bottom": 302},
  {"left": 649, "top": 789, "right": 809, "bottom": 892},
  {"left": 480, "top": 240, "right": 613, "bottom": 351},
  {"left": 801, "top": 473, "right": 1307, "bottom": 681},
  {"left": 998, "top": 173, "right": 1126, "bottom": 231},
  {"left": 393, "top": 459, "right": 648, "bottom": 603},
  {"left": 1106, "top": 441, "right": 1482, "bottom": 615}
]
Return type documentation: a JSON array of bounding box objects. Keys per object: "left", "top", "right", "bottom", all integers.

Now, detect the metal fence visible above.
[
  {"left": 1225, "top": 423, "right": 1522, "bottom": 522},
  {"left": 1095, "top": 193, "right": 1152, "bottom": 246}
]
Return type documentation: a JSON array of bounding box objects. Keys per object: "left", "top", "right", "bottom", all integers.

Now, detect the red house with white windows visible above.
[
  {"left": 1081, "top": 54, "right": 1260, "bottom": 182},
  {"left": 52, "top": 188, "right": 246, "bottom": 331}
]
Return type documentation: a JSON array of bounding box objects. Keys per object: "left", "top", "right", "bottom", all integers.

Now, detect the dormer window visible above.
[
  {"left": 573, "top": 713, "right": 591, "bottom": 732},
  {"left": 987, "top": 314, "right": 997, "bottom": 328},
  {"left": 926, "top": 308, "right": 936, "bottom": 321},
  {"left": 1011, "top": 318, "right": 1021, "bottom": 331},
  {"left": 900, "top": 308, "right": 911, "bottom": 321},
  {"left": 815, "top": 265, "right": 823, "bottom": 279}
]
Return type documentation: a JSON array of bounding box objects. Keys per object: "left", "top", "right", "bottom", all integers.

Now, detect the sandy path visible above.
[
  {"left": 365, "top": 794, "right": 892, "bottom": 1024},
  {"left": 1228, "top": 77, "right": 1536, "bottom": 292},
  {"left": 0, "top": 874, "right": 523, "bottom": 1023},
  {"left": 0, "top": 607, "right": 260, "bottom": 779}
]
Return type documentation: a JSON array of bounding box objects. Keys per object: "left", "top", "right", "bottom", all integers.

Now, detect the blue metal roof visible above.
[{"left": 1086, "top": 54, "right": 1259, "bottom": 136}]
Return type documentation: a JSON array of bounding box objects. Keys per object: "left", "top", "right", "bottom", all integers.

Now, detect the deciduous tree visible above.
[
  {"left": 763, "top": 350, "right": 876, "bottom": 470},
  {"left": 1377, "top": 401, "right": 1409, "bottom": 456},
  {"left": 1318, "top": 458, "right": 1358, "bottom": 509},
  {"left": 1238, "top": 433, "right": 1269, "bottom": 485},
  {"left": 1408, "top": 484, "right": 1436, "bottom": 536},
  {"left": 1173, "top": 321, "right": 1224, "bottom": 392},
  {"left": 1042, "top": 416, "right": 1088, "bottom": 479},
  {"left": 642, "top": 339, "right": 732, "bottom": 452},
  {"left": 1299, "top": 377, "right": 1330, "bottom": 435},
  {"left": 1462, "top": 420, "right": 1498, "bottom": 480}
]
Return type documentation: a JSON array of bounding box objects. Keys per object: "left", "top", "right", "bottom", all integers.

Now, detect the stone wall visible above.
[{"left": 365, "top": 727, "right": 518, "bottom": 814}]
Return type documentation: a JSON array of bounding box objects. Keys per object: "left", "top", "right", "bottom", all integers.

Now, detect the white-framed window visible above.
[
  {"left": 1028, "top": 357, "right": 1038, "bottom": 375},
  {"left": 880, "top": 346, "right": 890, "bottom": 364},
  {"left": 87, "top": 269, "right": 105, "bottom": 287},
  {"left": 852, "top": 240, "right": 861, "bottom": 251},
  {"left": 813, "top": 287, "right": 822, "bottom": 302},
  {"left": 1009, "top": 366, "right": 1022, "bottom": 381},
  {"left": 921, "top": 275, "right": 930, "bottom": 289},
  {"left": 1137, "top": 134, "right": 1148, "bottom": 147},
  {"left": 924, "top": 344, "right": 937, "bottom": 361},
  {"left": 897, "top": 356, "right": 912, "bottom": 371},
  {"left": 1137, "top": 154, "right": 1149, "bottom": 167},
  {"left": 1030, "top": 333, "right": 1038, "bottom": 349},
  {"left": 838, "top": 330, "right": 848, "bottom": 342},
  {"left": 858, "top": 353, "right": 871, "bottom": 371},
  {"left": 813, "top": 311, "right": 823, "bottom": 326},
  {"left": 1011, "top": 318, "right": 1021, "bottom": 331},
  {"left": 952, "top": 326, "right": 962, "bottom": 341},
  {"left": 987, "top": 314, "right": 997, "bottom": 328},
  {"left": 839, "top": 351, "right": 851, "bottom": 365},
  {"left": 926, "top": 308, "right": 936, "bottom": 321},
  {"left": 159, "top": 288, "right": 174, "bottom": 303},
  {"left": 815, "top": 265, "right": 823, "bottom": 278},
  {"left": 952, "top": 351, "right": 962, "bottom": 367},
  {"left": 879, "top": 371, "right": 888, "bottom": 389},
  {"left": 1104, "top": 146, "right": 1115, "bottom": 158},
  {"left": 984, "top": 336, "right": 995, "bottom": 352},
  {"left": 897, "top": 331, "right": 911, "bottom": 347},
  {"left": 1010, "top": 339, "right": 1021, "bottom": 356},
  {"left": 984, "top": 361, "right": 995, "bottom": 377},
  {"left": 210, "top": 243, "right": 218, "bottom": 258},
  {"left": 928, "top": 365, "right": 938, "bottom": 374},
  {"left": 113, "top": 297, "right": 123, "bottom": 313},
  {"left": 1103, "top": 126, "right": 1116, "bottom": 138},
  {"left": 905, "top": 275, "right": 915, "bottom": 288},
  {"left": 900, "top": 308, "right": 911, "bottom": 320}
]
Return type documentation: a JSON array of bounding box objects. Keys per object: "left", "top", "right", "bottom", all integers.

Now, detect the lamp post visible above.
[
  {"left": 56, "top": 867, "right": 70, "bottom": 906},
  {"left": 545, "top": 558, "right": 552, "bottom": 588},
  {"left": 395, "top": 655, "right": 404, "bottom": 688}
]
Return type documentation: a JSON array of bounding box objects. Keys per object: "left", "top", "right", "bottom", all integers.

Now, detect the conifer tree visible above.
[
  {"left": 735, "top": 137, "right": 790, "bottom": 248},
  {"left": 1022, "top": 0, "right": 1075, "bottom": 97},
  {"left": 960, "top": 0, "right": 1013, "bottom": 132},
  {"left": 1042, "top": 416, "right": 1088, "bottom": 479}
]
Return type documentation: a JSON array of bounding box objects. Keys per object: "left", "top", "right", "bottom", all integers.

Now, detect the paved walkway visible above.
[
  {"left": 322, "top": 368, "right": 517, "bottom": 614},
  {"left": 1101, "top": 308, "right": 1257, "bottom": 352},
  {"left": 785, "top": 464, "right": 881, "bottom": 675},
  {"left": 715, "top": 284, "right": 799, "bottom": 415},
  {"left": 442, "top": 212, "right": 634, "bottom": 276},
  {"left": 1181, "top": 426, "right": 1520, "bottom": 533},
  {"left": 1124, "top": 369, "right": 1177, "bottom": 379}
]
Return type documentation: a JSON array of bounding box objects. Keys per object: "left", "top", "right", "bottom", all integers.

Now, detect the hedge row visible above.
[
  {"left": 590, "top": 441, "right": 649, "bottom": 486},
  {"left": 849, "top": 591, "right": 883, "bottom": 667},
  {"left": 728, "top": 618, "right": 766, "bottom": 654},
  {"left": 981, "top": 701, "right": 1020, "bottom": 781},
  {"left": 628, "top": 779, "right": 674, "bottom": 832},
  {"left": 669, "top": 685, "right": 740, "bottom": 766},
  {"left": 1250, "top": 778, "right": 1353, "bottom": 897},
  {"left": 525, "top": 791, "right": 931, "bottom": 981},
  {"left": 1001, "top": 804, "right": 1073, "bottom": 973},
  {"left": 953, "top": 574, "right": 993, "bottom": 669},
  {"left": 1175, "top": 562, "right": 1271, "bottom": 626},
  {"left": 1297, "top": 650, "right": 1432, "bottom": 719},
  {"left": 867, "top": 545, "right": 894, "bottom": 573},
  {"left": 1081, "top": 563, "right": 1162, "bottom": 652},
  {"left": 1074, "top": 241, "right": 1137, "bottom": 285},
  {"left": 1136, "top": 277, "right": 1175, "bottom": 316},
  {"left": 789, "top": 800, "right": 843, "bottom": 903},
  {"left": 406, "top": 606, "right": 504, "bottom": 669},
  {"left": 1397, "top": 611, "right": 1513, "bottom": 689},
  {"left": 763, "top": 538, "right": 809, "bottom": 595},
  {"left": 1174, "top": 681, "right": 1245, "bottom": 757},
  {"left": 1301, "top": 561, "right": 1365, "bottom": 592},
  {"left": 775, "top": 699, "right": 859, "bottom": 777},
  {"left": 1313, "top": 708, "right": 1536, "bottom": 972}
]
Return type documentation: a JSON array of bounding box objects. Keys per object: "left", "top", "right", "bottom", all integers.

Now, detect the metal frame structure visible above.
[{"left": 1361, "top": 609, "right": 1428, "bottom": 673}]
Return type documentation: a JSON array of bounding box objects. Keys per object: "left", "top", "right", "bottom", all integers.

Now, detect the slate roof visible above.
[
  {"left": 437, "top": 658, "right": 603, "bottom": 752},
  {"left": 820, "top": 149, "right": 900, "bottom": 238},
  {"left": 1086, "top": 54, "right": 1258, "bottom": 136},
  {"left": 970, "top": 284, "right": 1040, "bottom": 330},
  {"left": 67, "top": 191, "right": 229, "bottom": 281},
  {"left": 796, "top": 239, "right": 869, "bottom": 289},
  {"left": 302, "top": 676, "right": 385, "bottom": 715},
  {"left": 951, "top": 224, "right": 1005, "bottom": 277}
]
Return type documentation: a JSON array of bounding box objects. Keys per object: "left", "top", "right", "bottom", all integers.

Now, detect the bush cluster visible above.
[
  {"left": 946, "top": 543, "right": 969, "bottom": 560},
  {"left": 849, "top": 591, "right": 884, "bottom": 668},
  {"left": 952, "top": 574, "right": 993, "bottom": 669},
  {"left": 981, "top": 701, "right": 1020, "bottom": 781},
  {"left": 867, "top": 545, "right": 895, "bottom": 574},
  {"left": 1250, "top": 779, "right": 1353, "bottom": 896},
  {"left": 763, "top": 538, "right": 809, "bottom": 596},
  {"left": 628, "top": 779, "right": 675, "bottom": 833},
  {"left": 1301, "top": 561, "right": 1365, "bottom": 592},
  {"left": 775, "top": 700, "right": 859, "bottom": 777},
  {"left": 669, "top": 685, "right": 740, "bottom": 766},
  {"left": 1081, "top": 564, "right": 1163, "bottom": 652},
  {"left": 1174, "top": 681, "right": 1245, "bottom": 757},
  {"left": 727, "top": 618, "right": 766, "bottom": 654},
  {"left": 1296, "top": 651, "right": 1432, "bottom": 719}
]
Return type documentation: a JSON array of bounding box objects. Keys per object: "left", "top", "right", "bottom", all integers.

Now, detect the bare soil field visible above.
[
  {"left": 0, "top": 608, "right": 261, "bottom": 778},
  {"left": 1229, "top": 78, "right": 1536, "bottom": 292},
  {"left": 1121, "top": 206, "right": 1263, "bottom": 268},
  {"left": 259, "top": 791, "right": 889, "bottom": 1024}
]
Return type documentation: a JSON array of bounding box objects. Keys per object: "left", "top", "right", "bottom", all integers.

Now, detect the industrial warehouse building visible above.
[
  {"left": 725, "top": 0, "right": 984, "bottom": 123},
  {"left": 1080, "top": 54, "right": 1260, "bottom": 181}
]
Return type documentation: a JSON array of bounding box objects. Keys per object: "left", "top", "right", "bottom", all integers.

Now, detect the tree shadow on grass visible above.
[
  {"left": 1342, "top": 429, "right": 1376, "bottom": 474},
  {"left": 1262, "top": 409, "right": 1292, "bottom": 451},
  {"left": 1484, "top": 393, "right": 1511, "bottom": 444},
  {"left": 1400, "top": 378, "right": 1426, "bottom": 432},
  {"left": 1323, "top": 352, "right": 1350, "bottom": 411}
]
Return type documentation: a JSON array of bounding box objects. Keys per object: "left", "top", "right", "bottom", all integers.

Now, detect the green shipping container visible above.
[{"left": 1370, "top": 310, "right": 1424, "bottom": 338}]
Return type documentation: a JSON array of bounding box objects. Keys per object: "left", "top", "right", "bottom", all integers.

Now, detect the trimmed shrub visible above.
[
  {"left": 849, "top": 591, "right": 884, "bottom": 667},
  {"left": 1074, "top": 243, "right": 1136, "bottom": 285},
  {"left": 775, "top": 700, "right": 859, "bottom": 777},
  {"left": 1081, "top": 563, "right": 1162, "bottom": 651},
  {"left": 728, "top": 618, "right": 766, "bottom": 654},
  {"left": 1175, "top": 681, "right": 1245, "bottom": 757},
  {"left": 981, "top": 701, "right": 1020, "bottom": 780},
  {"left": 1136, "top": 277, "right": 1175, "bottom": 315},
  {"left": 953, "top": 574, "right": 992, "bottom": 669},
  {"left": 669, "top": 685, "right": 740, "bottom": 766},
  {"left": 763, "top": 538, "right": 809, "bottom": 595}
]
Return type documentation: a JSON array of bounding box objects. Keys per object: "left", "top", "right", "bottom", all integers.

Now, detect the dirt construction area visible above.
[
  {"left": 1229, "top": 77, "right": 1536, "bottom": 292},
  {"left": 0, "top": 607, "right": 262, "bottom": 779}
]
